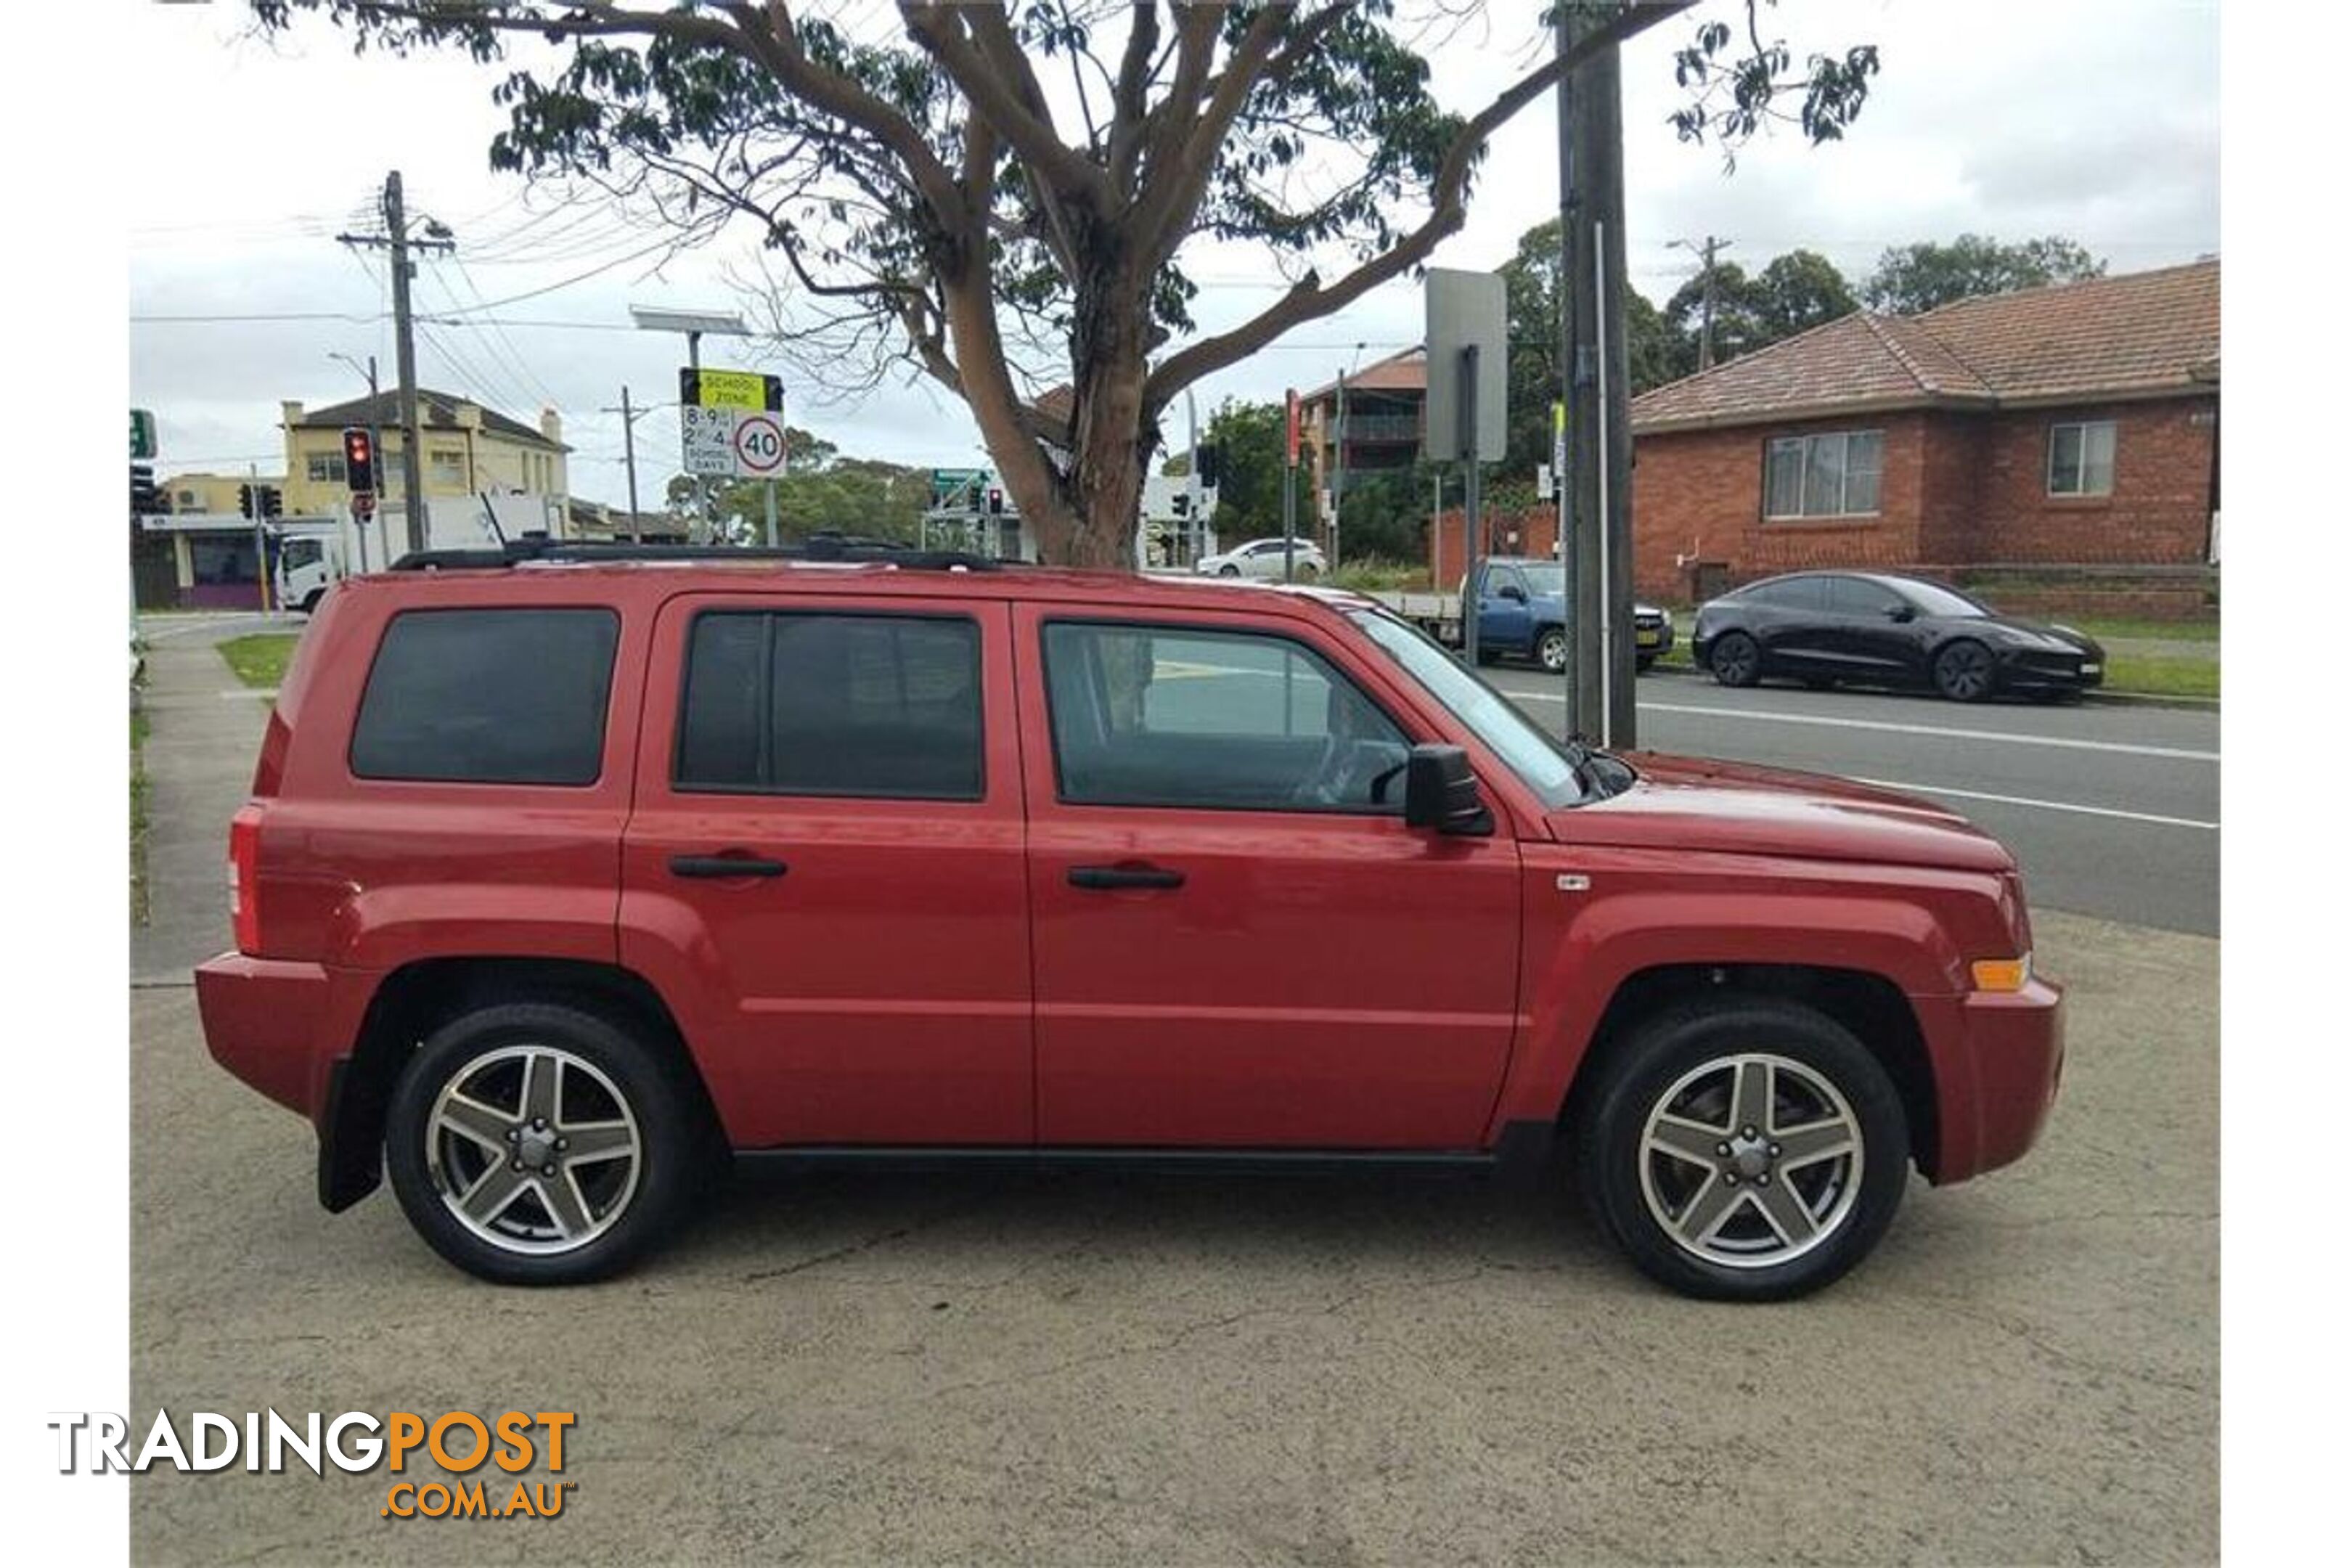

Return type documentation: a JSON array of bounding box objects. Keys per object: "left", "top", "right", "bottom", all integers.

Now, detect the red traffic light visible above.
[{"left": 341, "top": 428, "right": 376, "bottom": 494}]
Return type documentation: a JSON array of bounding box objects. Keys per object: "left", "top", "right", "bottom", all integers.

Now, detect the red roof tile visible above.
[{"left": 1631, "top": 258, "right": 2218, "bottom": 433}]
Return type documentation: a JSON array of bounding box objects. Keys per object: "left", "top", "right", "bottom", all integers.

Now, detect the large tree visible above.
[
  {"left": 258, "top": 1, "right": 1876, "bottom": 563},
  {"left": 1863, "top": 233, "right": 2105, "bottom": 315},
  {"left": 1500, "top": 216, "right": 1675, "bottom": 473}
]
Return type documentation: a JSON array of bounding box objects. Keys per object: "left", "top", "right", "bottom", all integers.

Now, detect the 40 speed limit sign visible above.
[{"left": 730, "top": 412, "right": 787, "bottom": 478}]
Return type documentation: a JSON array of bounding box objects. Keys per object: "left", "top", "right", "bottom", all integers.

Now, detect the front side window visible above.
[
  {"left": 2049, "top": 420, "right": 2116, "bottom": 497},
  {"left": 351, "top": 608, "right": 618, "bottom": 785},
  {"left": 676, "top": 611, "right": 982, "bottom": 800},
  {"left": 1042, "top": 622, "right": 1410, "bottom": 813},
  {"left": 307, "top": 453, "right": 347, "bottom": 484},
  {"left": 1825, "top": 577, "right": 1903, "bottom": 618},
  {"left": 1347, "top": 609, "right": 1583, "bottom": 807},
  {"left": 1764, "top": 430, "right": 1883, "bottom": 518},
  {"left": 281, "top": 538, "right": 323, "bottom": 571}
]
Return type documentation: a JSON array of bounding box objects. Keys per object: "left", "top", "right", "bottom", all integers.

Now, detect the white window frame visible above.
[
  {"left": 306, "top": 453, "right": 347, "bottom": 485},
  {"left": 428, "top": 448, "right": 468, "bottom": 489},
  {"left": 2047, "top": 420, "right": 2117, "bottom": 497},
  {"left": 1763, "top": 430, "right": 1883, "bottom": 520}
]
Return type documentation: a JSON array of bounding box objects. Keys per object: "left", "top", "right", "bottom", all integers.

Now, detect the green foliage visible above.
[
  {"left": 1748, "top": 248, "right": 1857, "bottom": 341},
  {"left": 1201, "top": 399, "right": 1291, "bottom": 540},
  {"left": 697, "top": 428, "right": 931, "bottom": 543},
  {"left": 1863, "top": 234, "right": 2107, "bottom": 315},
  {"left": 1328, "top": 558, "right": 1429, "bottom": 593},
  {"left": 216, "top": 634, "right": 298, "bottom": 691},
  {"left": 1498, "top": 217, "right": 1676, "bottom": 474}
]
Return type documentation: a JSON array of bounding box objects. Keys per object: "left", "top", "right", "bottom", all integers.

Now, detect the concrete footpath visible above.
[{"left": 126, "top": 621, "right": 2217, "bottom": 1565}]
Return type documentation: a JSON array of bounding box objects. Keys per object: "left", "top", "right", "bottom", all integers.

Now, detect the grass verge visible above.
[{"left": 217, "top": 633, "right": 300, "bottom": 690}]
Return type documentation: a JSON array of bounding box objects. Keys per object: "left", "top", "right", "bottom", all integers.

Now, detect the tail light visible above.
[{"left": 228, "top": 804, "right": 264, "bottom": 956}]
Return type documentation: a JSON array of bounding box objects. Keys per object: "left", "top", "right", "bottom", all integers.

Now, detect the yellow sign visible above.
[{"left": 694, "top": 368, "right": 775, "bottom": 410}]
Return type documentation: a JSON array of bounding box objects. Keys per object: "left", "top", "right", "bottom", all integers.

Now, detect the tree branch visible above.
[
  {"left": 898, "top": 1, "right": 1111, "bottom": 208},
  {"left": 1142, "top": 0, "right": 1693, "bottom": 410}
]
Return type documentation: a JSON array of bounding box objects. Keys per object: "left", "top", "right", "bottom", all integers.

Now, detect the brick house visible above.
[{"left": 1629, "top": 258, "right": 2219, "bottom": 607}]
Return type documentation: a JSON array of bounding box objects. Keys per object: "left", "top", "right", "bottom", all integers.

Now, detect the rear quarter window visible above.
[{"left": 349, "top": 607, "right": 620, "bottom": 785}]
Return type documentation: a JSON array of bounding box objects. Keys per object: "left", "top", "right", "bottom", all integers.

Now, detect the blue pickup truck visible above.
[{"left": 1377, "top": 557, "right": 1673, "bottom": 674}]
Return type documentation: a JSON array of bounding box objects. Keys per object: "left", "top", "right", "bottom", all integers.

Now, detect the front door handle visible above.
[
  {"left": 669, "top": 852, "right": 788, "bottom": 879},
  {"left": 1069, "top": 863, "right": 1185, "bottom": 891}
]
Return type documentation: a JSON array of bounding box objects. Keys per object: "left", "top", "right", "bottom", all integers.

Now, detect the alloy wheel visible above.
[
  {"left": 1935, "top": 640, "right": 1993, "bottom": 701},
  {"left": 425, "top": 1045, "right": 643, "bottom": 1256},
  {"left": 1539, "top": 629, "right": 1568, "bottom": 673},
  {"left": 1637, "top": 1052, "right": 1864, "bottom": 1270}
]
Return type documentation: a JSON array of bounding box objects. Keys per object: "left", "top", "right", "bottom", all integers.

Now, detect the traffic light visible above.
[
  {"left": 987, "top": 487, "right": 1005, "bottom": 515},
  {"left": 129, "top": 463, "right": 158, "bottom": 516},
  {"left": 238, "top": 483, "right": 256, "bottom": 520},
  {"left": 1196, "top": 442, "right": 1224, "bottom": 487},
  {"left": 342, "top": 428, "right": 376, "bottom": 493},
  {"left": 259, "top": 485, "right": 283, "bottom": 520}
]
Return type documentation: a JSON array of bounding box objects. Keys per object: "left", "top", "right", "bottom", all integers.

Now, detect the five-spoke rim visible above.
[
  {"left": 425, "top": 1045, "right": 642, "bottom": 1256},
  {"left": 1638, "top": 1052, "right": 1863, "bottom": 1270}
]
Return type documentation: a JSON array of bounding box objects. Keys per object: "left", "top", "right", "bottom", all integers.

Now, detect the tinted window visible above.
[
  {"left": 1826, "top": 578, "right": 1903, "bottom": 617},
  {"left": 351, "top": 608, "right": 618, "bottom": 785},
  {"left": 676, "top": 611, "right": 982, "bottom": 800},
  {"left": 1895, "top": 579, "right": 1991, "bottom": 619},
  {"left": 1042, "top": 622, "right": 1410, "bottom": 813},
  {"left": 1741, "top": 577, "right": 1826, "bottom": 611}
]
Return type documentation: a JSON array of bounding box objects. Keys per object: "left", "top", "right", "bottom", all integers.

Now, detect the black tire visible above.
[
  {"left": 384, "top": 1002, "right": 709, "bottom": 1286},
  {"left": 1636, "top": 654, "right": 1657, "bottom": 674},
  {"left": 1710, "top": 631, "right": 1762, "bottom": 687},
  {"left": 299, "top": 589, "right": 324, "bottom": 616},
  {"left": 1537, "top": 627, "right": 1568, "bottom": 674},
  {"left": 1932, "top": 638, "right": 1996, "bottom": 702},
  {"left": 1573, "top": 996, "right": 1910, "bottom": 1302}
]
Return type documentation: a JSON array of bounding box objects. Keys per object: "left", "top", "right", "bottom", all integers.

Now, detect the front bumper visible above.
[
  {"left": 1634, "top": 618, "right": 1675, "bottom": 657},
  {"left": 1925, "top": 976, "right": 2066, "bottom": 1182},
  {"left": 1993, "top": 646, "right": 2104, "bottom": 693}
]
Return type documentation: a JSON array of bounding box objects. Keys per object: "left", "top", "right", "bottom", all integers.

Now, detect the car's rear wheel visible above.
[
  {"left": 1537, "top": 627, "right": 1568, "bottom": 674},
  {"left": 384, "top": 1002, "right": 706, "bottom": 1285},
  {"left": 1932, "top": 639, "right": 1995, "bottom": 702},
  {"left": 1575, "top": 996, "right": 1909, "bottom": 1301},
  {"left": 1710, "top": 631, "right": 1762, "bottom": 687}
]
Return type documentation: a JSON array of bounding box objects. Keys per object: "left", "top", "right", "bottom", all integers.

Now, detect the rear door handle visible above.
[
  {"left": 669, "top": 852, "right": 788, "bottom": 879},
  {"left": 1068, "top": 864, "right": 1185, "bottom": 891}
]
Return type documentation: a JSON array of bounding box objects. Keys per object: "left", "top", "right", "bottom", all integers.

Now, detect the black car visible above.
[{"left": 1690, "top": 571, "right": 2106, "bottom": 702}]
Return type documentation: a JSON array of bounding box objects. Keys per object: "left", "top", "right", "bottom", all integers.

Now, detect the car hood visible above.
[
  {"left": 1548, "top": 752, "right": 2014, "bottom": 873},
  {"left": 1967, "top": 614, "right": 2104, "bottom": 655}
]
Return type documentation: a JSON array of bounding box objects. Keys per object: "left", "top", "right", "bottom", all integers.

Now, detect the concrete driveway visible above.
[{"left": 128, "top": 622, "right": 2216, "bottom": 1565}]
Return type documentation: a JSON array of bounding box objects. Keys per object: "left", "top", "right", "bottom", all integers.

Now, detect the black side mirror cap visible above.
[
  {"left": 1403, "top": 743, "right": 1494, "bottom": 836},
  {"left": 1885, "top": 604, "right": 1916, "bottom": 622}
]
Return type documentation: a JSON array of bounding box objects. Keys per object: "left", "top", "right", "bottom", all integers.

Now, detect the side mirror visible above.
[
  {"left": 1884, "top": 603, "right": 1916, "bottom": 623},
  {"left": 1404, "top": 744, "right": 1494, "bottom": 836},
  {"left": 1495, "top": 583, "right": 1527, "bottom": 603}
]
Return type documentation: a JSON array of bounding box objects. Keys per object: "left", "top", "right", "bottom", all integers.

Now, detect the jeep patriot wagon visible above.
[{"left": 195, "top": 544, "right": 2064, "bottom": 1300}]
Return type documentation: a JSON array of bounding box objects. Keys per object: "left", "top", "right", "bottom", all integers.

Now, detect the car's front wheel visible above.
[
  {"left": 1932, "top": 638, "right": 1996, "bottom": 702},
  {"left": 1575, "top": 996, "right": 1909, "bottom": 1301},
  {"left": 1218, "top": 564, "right": 1241, "bottom": 578},
  {"left": 1537, "top": 627, "right": 1568, "bottom": 674},
  {"left": 384, "top": 1002, "right": 708, "bottom": 1285}
]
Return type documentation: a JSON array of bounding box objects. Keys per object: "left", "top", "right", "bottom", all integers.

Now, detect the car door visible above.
[
  {"left": 1013, "top": 601, "right": 1524, "bottom": 1150},
  {"left": 618, "top": 592, "right": 1033, "bottom": 1148},
  {"left": 1476, "top": 564, "right": 1533, "bottom": 656},
  {"left": 1821, "top": 577, "right": 1917, "bottom": 680},
  {"left": 1750, "top": 574, "right": 1835, "bottom": 676}
]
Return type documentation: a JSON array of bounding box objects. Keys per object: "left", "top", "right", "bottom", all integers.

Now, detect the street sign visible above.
[
  {"left": 131, "top": 409, "right": 156, "bottom": 461},
  {"left": 679, "top": 367, "right": 784, "bottom": 412},
  {"left": 680, "top": 404, "right": 736, "bottom": 476},
  {"left": 1424, "top": 269, "right": 1507, "bottom": 462},
  {"left": 931, "top": 467, "right": 986, "bottom": 510},
  {"left": 732, "top": 412, "right": 787, "bottom": 478},
  {"left": 1285, "top": 390, "right": 1301, "bottom": 466}
]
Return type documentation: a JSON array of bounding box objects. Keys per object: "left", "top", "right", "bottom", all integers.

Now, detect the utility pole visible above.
[
  {"left": 338, "top": 170, "right": 452, "bottom": 557},
  {"left": 1334, "top": 365, "right": 1349, "bottom": 562},
  {"left": 602, "top": 386, "right": 645, "bottom": 543},
  {"left": 1673, "top": 234, "right": 1731, "bottom": 370},
  {"left": 1560, "top": 1, "right": 1636, "bottom": 748},
  {"left": 1554, "top": 3, "right": 1580, "bottom": 740}
]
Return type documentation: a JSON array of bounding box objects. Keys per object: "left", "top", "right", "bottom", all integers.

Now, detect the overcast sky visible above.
[{"left": 127, "top": 0, "right": 2219, "bottom": 509}]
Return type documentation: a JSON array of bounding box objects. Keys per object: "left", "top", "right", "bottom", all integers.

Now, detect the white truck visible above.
[{"left": 275, "top": 494, "right": 566, "bottom": 613}]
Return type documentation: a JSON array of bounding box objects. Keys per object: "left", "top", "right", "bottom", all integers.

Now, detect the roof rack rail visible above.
[{"left": 386, "top": 534, "right": 1005, "bottom": 573}]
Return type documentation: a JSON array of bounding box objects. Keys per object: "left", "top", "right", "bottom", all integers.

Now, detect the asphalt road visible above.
[{"left": 1486, "top": 666, "right": 2221, "bottom": 936}]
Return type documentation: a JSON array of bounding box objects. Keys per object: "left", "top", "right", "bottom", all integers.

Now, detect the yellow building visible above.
[
  {"left": 160, "top": 471, "right": 285, "bottom": 516},
  {"left": 279, "top": 390, "right": 570, "bottom": 520}
]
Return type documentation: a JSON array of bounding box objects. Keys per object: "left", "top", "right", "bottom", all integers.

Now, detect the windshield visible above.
[
  {"left": 1347, "top": 607, "right": 1585, "bottom": 807},
  {"left": 1516, "top": 563, "right": 1564, "bottom": 597},
  {"left": 1898, "top": 579, "right": 1993, "bottom": 618}
]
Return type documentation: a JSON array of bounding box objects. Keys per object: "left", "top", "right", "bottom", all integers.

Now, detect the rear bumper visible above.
[
  {"left": 1927, "top": 976, "right": 2066, "bottom": 1182},
  {"left": 193, "top": 952, "right": 374, "bottom": 1123}
]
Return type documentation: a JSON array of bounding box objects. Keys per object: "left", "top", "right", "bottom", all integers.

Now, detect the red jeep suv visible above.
[{"left": 195, "top": 544, "right": 2063, "bottom": 1300}]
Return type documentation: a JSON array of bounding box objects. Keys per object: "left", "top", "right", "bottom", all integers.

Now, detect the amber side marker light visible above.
[{"left": 1971, "top": 955, "right": 2033, "bottom": 993}]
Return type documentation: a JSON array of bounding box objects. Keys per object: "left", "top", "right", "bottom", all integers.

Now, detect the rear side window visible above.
[
  {"left": 351, "top": 608, "right": 618, "bottom": 785},
  {"left": 675, "top": 611, "right": 982, "bottom": 800}
]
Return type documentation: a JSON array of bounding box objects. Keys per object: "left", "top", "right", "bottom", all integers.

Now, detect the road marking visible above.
[
  {"left": 1498, "top": 686, "right": 2218, "bottom": 762},
  {"left": 1846, "top": 778, "right": 2219, "bottom": 831}
]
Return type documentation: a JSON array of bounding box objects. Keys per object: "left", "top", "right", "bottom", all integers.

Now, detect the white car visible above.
[{"left": 1197, "top": 537, "right": 1327, "bottom": 581}]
